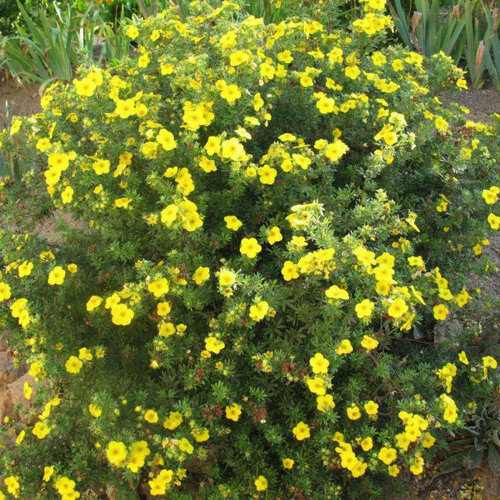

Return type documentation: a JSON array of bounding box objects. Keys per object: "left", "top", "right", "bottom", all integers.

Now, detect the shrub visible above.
[{"left": 0, "top": 1, "right": 498, "bottom": 498}]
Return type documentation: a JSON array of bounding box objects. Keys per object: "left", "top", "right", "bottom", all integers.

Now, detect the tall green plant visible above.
[
  {"left": 390, "top": 0, "right": 466, "bottom": 63},
  {"left": 2, "top": 0, "right": 131, "bottom": 86},
  {"left": 390, "top": 0, "right": 500, "bottom": 89},
  {"left": 463, "top": 0, "right": 499, "bottom": 88}
]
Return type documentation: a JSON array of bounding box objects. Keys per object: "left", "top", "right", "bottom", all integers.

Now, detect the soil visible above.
[
  {"left": 0, "top": 78, "right": 41, "bottom": 131},
  {"left": 440, "top": 87, "right": 500, "bottom": 123}
]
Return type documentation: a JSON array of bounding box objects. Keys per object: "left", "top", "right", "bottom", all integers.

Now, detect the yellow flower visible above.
[
  {"left": 355, "top": 299, "right": 375, "bottom": 319},
  {"left": 487, "top": 213, "right": 499, "bottom": 230},
  {"left": 335, "top": 339, "right": 353, "bottom": 355},
  {"left": 18, "top": 261, "right": 34, "bottom": 277},
  {"left": 316, "top": 96, "right": 336, "bottom": 114},
  {"left": 111, "top": 304, "right": 134, "bottom": 326},
  {"left": 410, "top": 454, "right": 425, "bottom": 475},
  {"left": 325, "top": 285, "right": 349, "bottom": 300},
  {"left": 48, "top": 266, "right": 66, "bottom": 285},
  {"left": 15, "top": 430, "right": 25, "bottom": 446},
  {"left": 388, "top": 464, "right": 400, "bottom": 477},
  {"left": 240, "top": 237, "right": 262, "bottom": 258},
  {"left": 364, "top": 400, "right": 379, "bottom": 416},
  {"left": 0, "top": 282, "right": 11, "bottom": 301},
  {"left": 192, "top": 266, "right": 210, "bottom": 285},
  {"left": 92, "top": 159, "right": 111, "bottom": 175},
  {"left": 458, "top": 351, "right": 469, "bottom": 365},
  {"left": 258, "top": 165, "right": 277, "bottom": 185},
  {"left": 220, "top": 84, "right": 242, "bottom": 104},
  {"left": 125, "top": 25, "right": 139, "bottom": 39},
  {"left": 163, "top": 411, "right": 183, "bottom": 430},
  {"left": 310, "top": 353, "right": 329, "bottom": 374},
  {"left": 106, "top": 441, "right": 127, "bottom": 466},
  {"left": 148, "top": 278, "right": 169, "bottom": 298},
  {"left": 86, "top": 295, "right": 103, "bottom": 311},
  {"left": 267, "top": 226, "right": 283, "bottom": 245},
  {"left": 205, "top": 336, "right": 225, "bottom": 354},
  {"left": 4, "top": 476, "right": 20, "bottom": 497},
  {"left": 378, "top": 446, "right": 397, "bottom": 465},
  {"left": 435, "top": 116, "right": 449, "bottom": 132},
  {"left": 221, "top": 138, "right": 246, "bottom": 161},
  {"left": 191, "top": 428, "right": 210, "bottom": 442},
  {"left": 483, "top": 356, "right": 497, "bottom": 369},
  {"left": 347, "top": 404, "right": 361, "bottom": 420},
  {"left": 281, "top": 261, "right": 299, "bottom": 281},
  {"left": 282, "top": 458, "right": 294, "bottom": 469},
  {"left": 292, "top": 421, "right": 310, "bottom": 440},
  {"left": 316, "top": 394, "right": 335, "bottom": 412},
  {"left": 408, "top": 256, "right": 425, "bottom": 267},
  {"left": 224, "top": 215, "right": 242, "bottom": 231},
  {"left": 254, "top": 475, "right": 268, "bottom": 491},
  {"left": 89, "top": 404, "right": 102, "bottom": 418},
  {"left": 249, "top": 300, "right": 269, "bottom": 322},
  {"left": 43, "top": 466, "right": 55, "bottom": 482},
  {"left": 225, "top": 403, "right": 242, "bottom": 421},
  {"left": 388, "top": 298, "right": 408, "bottom": 318},
  {"left": 229, "top": 50, "right": 249, "bottom": 66},
  {"left": 422, "top": 432, "right": 436, "bottom": 448},
  {"left": 144, "top": 410, "right": 159, "bottom": 423},
  {"left": 360, "top": 335, "right": 379, "bottom": 350},
  {"left": 344, "top": 65, "right": 361, "bottom": 79},
  {"left": 278, "top": 50, "right": 293, "bottom": 63},
  {"left": 32, "top": 421, "right": 51, "bottom": 439},
  {"left": 219, "top": 269, "right": 236, "bottom": 286},
  {"left": 23, "top": 381, "right": 33, "bottom": 400},
  {"left": 61, "top": 186, "right": 74, "bottom": 204},
  {"left": 65, "top": 356, "right": 83, "bottom": 374},
  {"left": 160, "top": 204, "right": 178, "bottom": 227},
  {"left": 433, "top": 304, "right": 449, "bottom": 320},
  {"left": 482, "top": 187, "right": 499, "bottom": 205},
  {"left": 360, "top": 437, "right": 373, "bottom": 451},
  {"left": 307, "top": 377, "right": 326, "bottom": 395},
  {"left": 156, "top": 129, "right": 177, "bottom": 151},
  {"left": 67, "top": 263, "right": 78, "bottom": 273}
]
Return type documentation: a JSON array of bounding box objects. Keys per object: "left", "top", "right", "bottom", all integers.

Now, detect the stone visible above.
[
  {"left": 0, "top": 386, "right": 13, "bottom": 423},
  {"left": 6, "top": 372, "right": 37, "bottom": 424},
  {"left": 0, "top": 351, "right": 25, "bottom": 384}
]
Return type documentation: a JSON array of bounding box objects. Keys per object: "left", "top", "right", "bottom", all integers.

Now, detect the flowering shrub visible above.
[{"left": 0, "top": 1, "right": 499, "bottom": 498}]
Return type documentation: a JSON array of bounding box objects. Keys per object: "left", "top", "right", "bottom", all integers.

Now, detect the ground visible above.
[{"left": 0, "top": 80, "right": 41, "bottom": 130}]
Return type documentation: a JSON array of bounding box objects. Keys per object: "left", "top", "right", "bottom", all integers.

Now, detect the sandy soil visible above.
[
  {"left": 0, "top": 79, "right": 41, "bottom": 131},
  {"left": 441, "top": 87, "right": 500, "bottom": 123}
]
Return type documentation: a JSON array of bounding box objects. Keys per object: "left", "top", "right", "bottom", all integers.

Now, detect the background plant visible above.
[
  {"left": 389, "top": 0, "right": 500, "bottom": 89},
  {"left": 1, "top": 0, "right": 131, "bottom": 85}
]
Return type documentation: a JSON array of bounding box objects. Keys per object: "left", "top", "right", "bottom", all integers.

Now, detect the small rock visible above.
[
  {"left": 0, "top": 386, "right": 13, "bottom": 423},
  {"left": 6, "top": 373, "right": 37, "bottom": 424},
  {"left": 0, "top": 351, "right": 25, "bottom": 384}
]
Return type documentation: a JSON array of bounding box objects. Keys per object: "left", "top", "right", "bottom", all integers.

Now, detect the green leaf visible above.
[
  {"left": 466, "top": 447, "right": 484, "bottom": 469},
  {"left": 433, "top": 451, "right": 468, "bottom": 481},
  {"left": 488, "top": 444, "right": 500, "bottom": 475}
]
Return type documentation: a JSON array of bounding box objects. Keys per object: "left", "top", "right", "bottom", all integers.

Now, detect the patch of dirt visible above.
[
  {"left": 0, "top": 78, "right": 41, "bottom": 131},
  {"left": 440, "top": 87, "right": 500, "bottom": 123},
  {"left": 389, "top": 465, "right": 500, "bottom": 499}
]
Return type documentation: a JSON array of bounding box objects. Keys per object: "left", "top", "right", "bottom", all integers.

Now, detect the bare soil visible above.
[
  {"left": 0, "top": 78, "right": 41, "bottom": 131},
  {"left": 440, "top": 87, "right": 500, "bottom": 123}
]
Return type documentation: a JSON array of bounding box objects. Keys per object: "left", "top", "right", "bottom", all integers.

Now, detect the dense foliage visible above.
[{"left": 0, "top": 1, "right": 498, "bottom": 498}]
